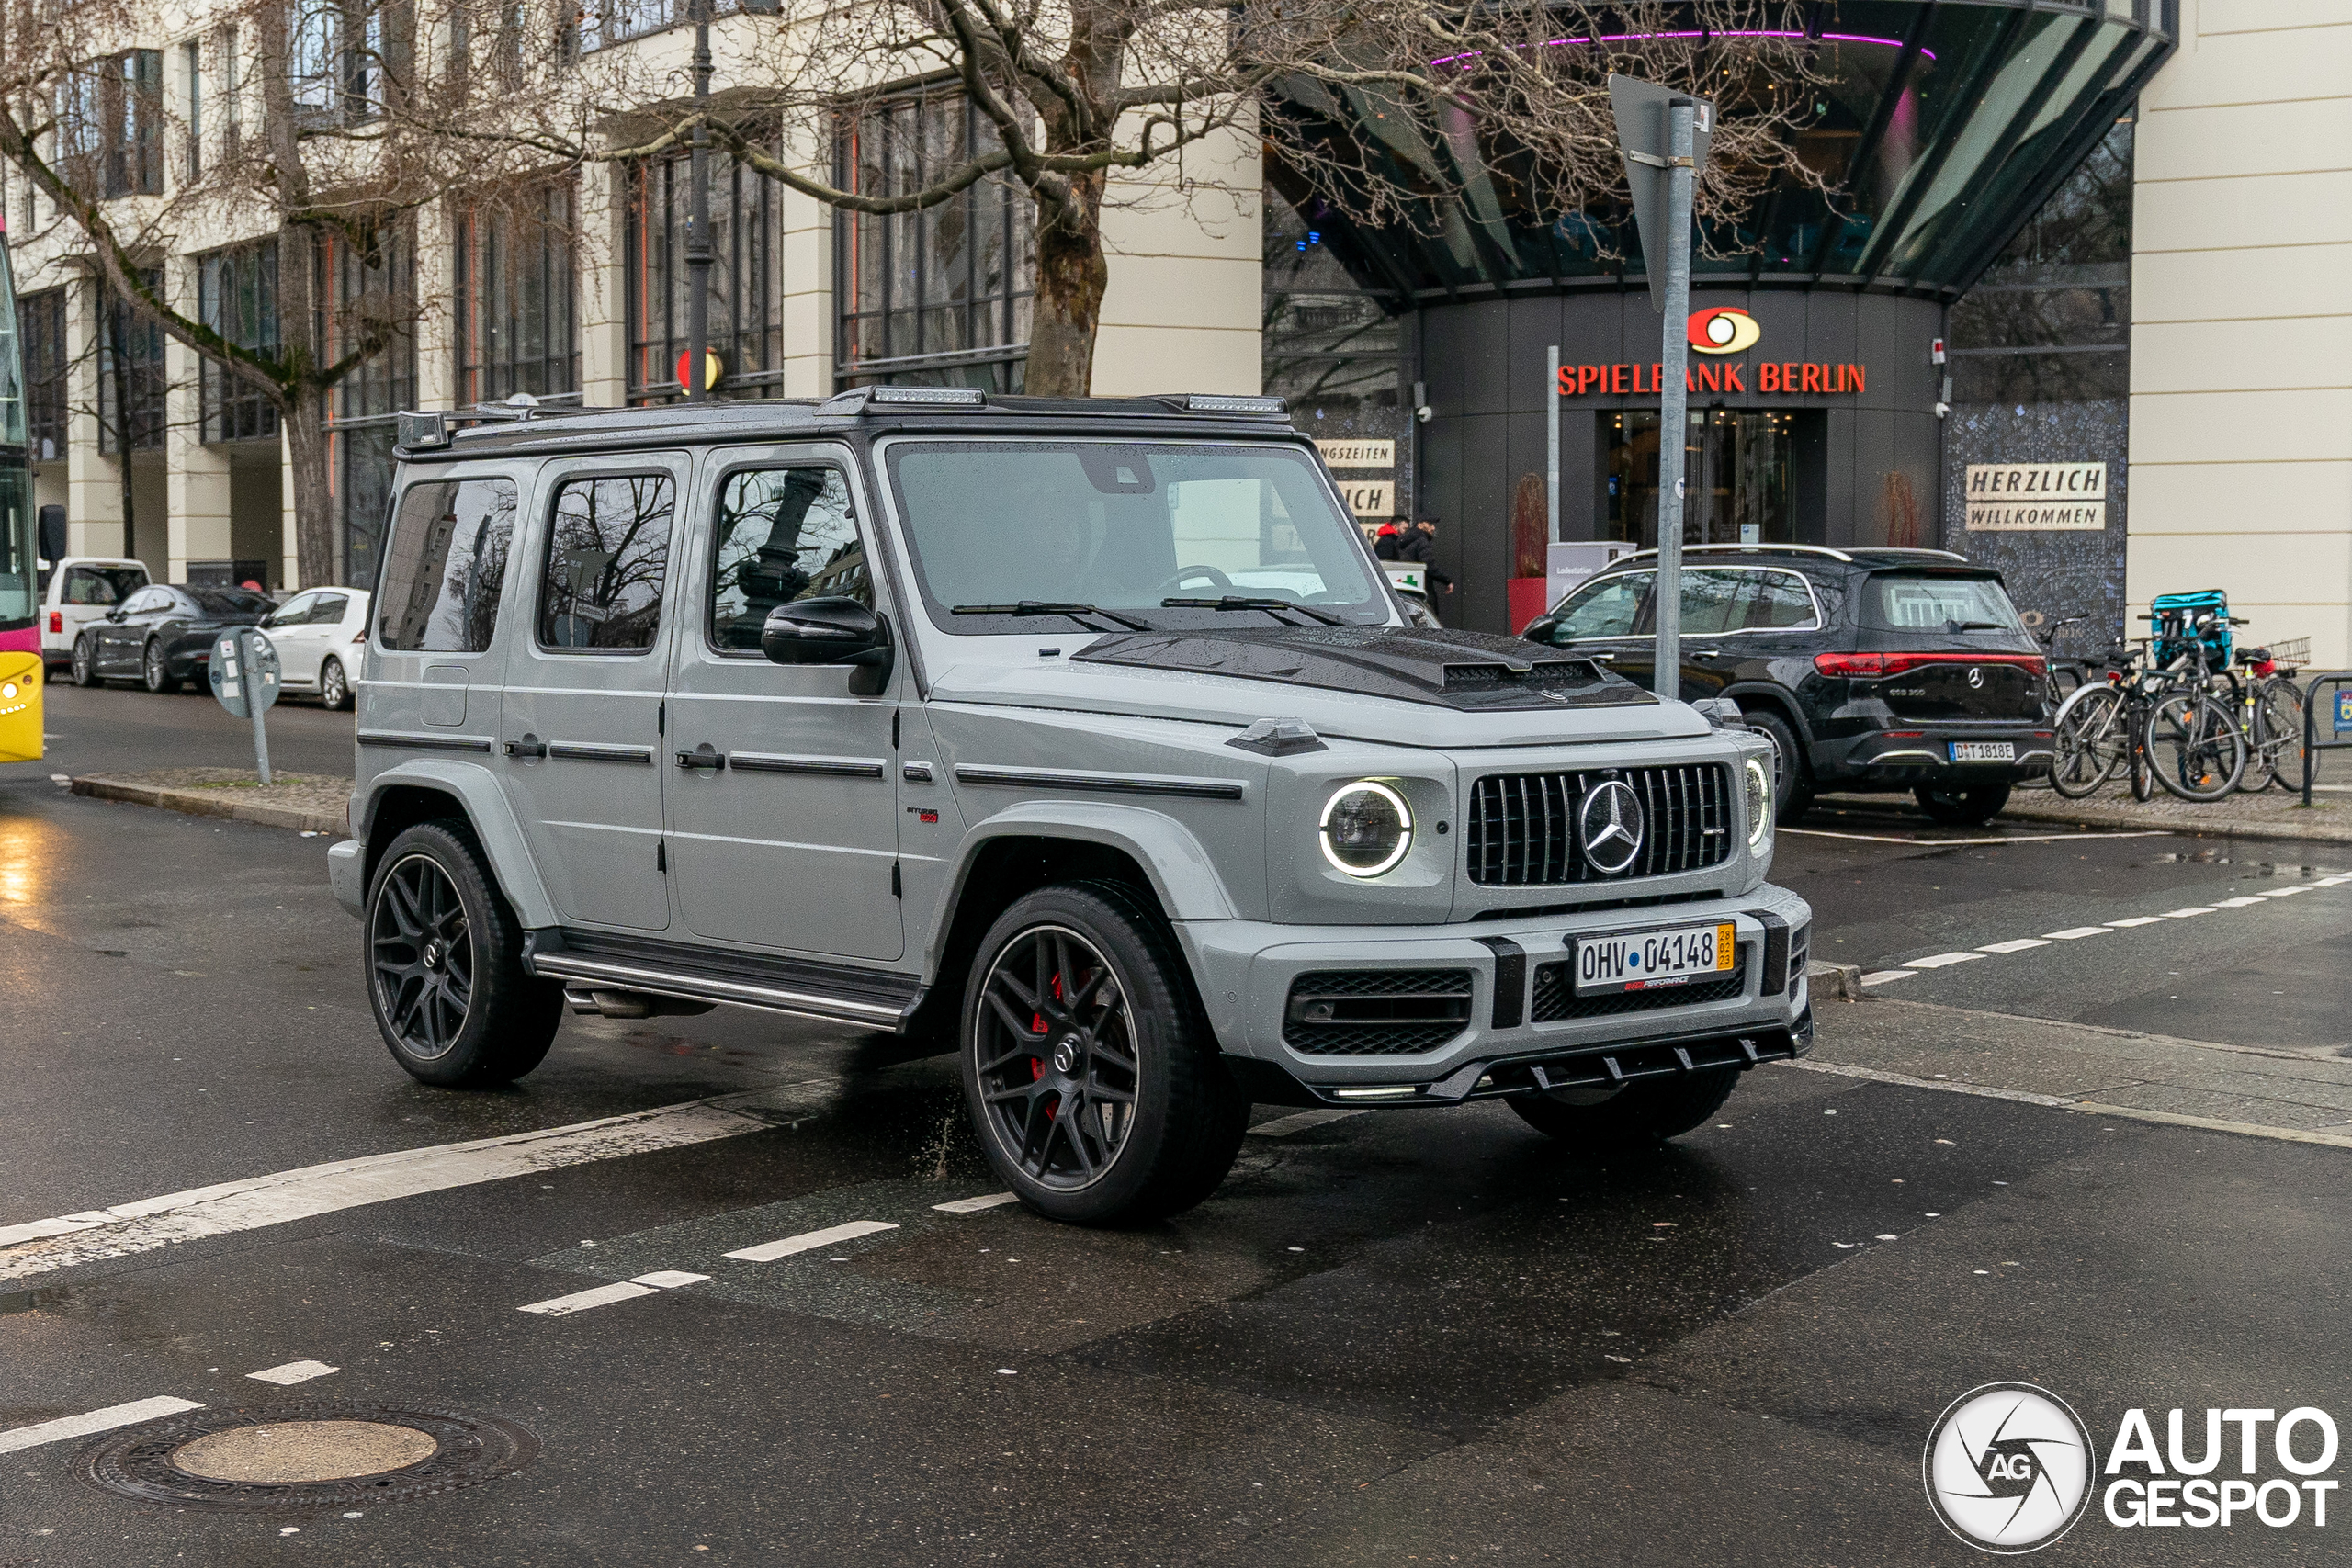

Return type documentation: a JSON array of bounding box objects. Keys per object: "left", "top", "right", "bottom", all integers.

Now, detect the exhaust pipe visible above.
[{"left": 562, "top": 987, "right": 716, "bottom": 1020}]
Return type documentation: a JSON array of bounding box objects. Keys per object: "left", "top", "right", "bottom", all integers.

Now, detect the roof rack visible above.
[{"left": 1623, "top": 543, "right": 1857, "bottom": 564}]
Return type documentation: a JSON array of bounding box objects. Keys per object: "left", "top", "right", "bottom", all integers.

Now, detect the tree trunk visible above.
[
  {"left": 107, "top": 295, "right": 136, "bottom": 563},
  {"left": 283, "top": 395, "right": 335, "bottom": 587},
  {"left": 1024, "top": 171, "right": 1109, "bottom": 398}
]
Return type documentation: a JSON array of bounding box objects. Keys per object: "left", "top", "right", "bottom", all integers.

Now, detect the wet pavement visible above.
[{"left": 3, "top": 762, "right": 2349, "bottom": 1562}]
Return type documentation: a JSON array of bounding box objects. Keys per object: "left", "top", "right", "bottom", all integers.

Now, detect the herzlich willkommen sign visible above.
[{"left": 1965, "top": 462, "right": 2107, "bottom": 530}]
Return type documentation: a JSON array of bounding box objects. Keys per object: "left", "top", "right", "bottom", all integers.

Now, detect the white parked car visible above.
[
  {"left": 38, "top": 557, "right": 151, "bottom": 672},
  {"left": 258, "top": 586, "right": 369, "bottom": 710}
]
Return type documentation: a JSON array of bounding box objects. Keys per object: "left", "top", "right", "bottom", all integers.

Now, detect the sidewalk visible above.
[
  {"left": 68, "top": 768, "right": 351, "bottom": 836},
  {"left": 1819, "top": 783, "right": 2352, "bottom": 844}
]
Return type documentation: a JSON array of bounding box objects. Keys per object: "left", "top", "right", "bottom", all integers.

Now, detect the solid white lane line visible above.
[
  {"left": 1781, "top": 829, "right": 2169, "bottom": 846},
  {"left": 0, "top": 1077, "right": 840, "bottom": 1284},
  {"left": 2215, "top": 897, "right": 2267, "bottom": 908},
  {"left": 1977, "top": 939, "right": 2051, "bottom": 954},
  {"left": 1249, "top": 1108, "right": 1374, "bottom": 1138},
  {"left": 628, "top": 1270, "right": 710, "bottom": 1289},
  {"left": 0, "top": 1396, "right": 205, "bottom": 1455},
  {"left": 1905, "top": 953, "right": 1985, "bottom": 970},
  {"left": 518, "top": 1281, "right": 661, "bottom": 1316},
  {"left": 931, "top": 1193, "right": 1020, "bottom": 1214},
  {"left": 2043, "top": 927, "right": 2111, "bottom": 940},
  {"left": 246, "top": 1360, "right": 338, "bottom": 1387},
  {"left": 2163, "top": 908, "right": 2216, "bottom": 918},
  {"left": 725, "top": 1220, "right": 899, "bottom": 1263},
  {"left": 2108, "top": 916, "right": 2167, "bottom": 928},
  {"left": 1860, "top": 970, "right": 1916, "bottom": 986}
]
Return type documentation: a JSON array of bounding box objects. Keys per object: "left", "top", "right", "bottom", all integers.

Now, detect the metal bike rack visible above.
[{"left": 2300, "top": 670, "right": 2352, "bottom": 807}]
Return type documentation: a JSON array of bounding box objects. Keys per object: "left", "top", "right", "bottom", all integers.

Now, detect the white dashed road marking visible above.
[
  {"left": 2214, "top": 897, "right": 2267, "bottom": 908},
  {"left": 2043, "top": 927, "right": 2111, "bottom": 940},
  {"left": 2163, "top": 908, "right": 2216, "bottom": 919},
  {"left": 2262, "top": 886, "right": 2312, "bottom": 897},
  {"left": 1905, "top": 952, "right": 1985, "bottom": 970},
  {"left": 1860, "top": 971, "right": 1916, "bottom": 986},
  {"left": 2108, "top": 916, "right": 2168, "bottom": 928},
  {"left": 1977, "top": 939, "right": 2051, "bottom": 954},
  {"left": 725, "top": 1220, "right": 899, "bottom": 1262},
  {"left": 1862, "top": 877, "right": 2344, "bottom": 980},
  {"left": 1781, "top": 829, "right": 2170, "bottom": 846},
  {"left": 247, "top": 1360, "right": 338, "bottom": 1387},
  {"left": 1249, "top": 1108, "right": 1373, "bottom": 1137},
  {"left": 931, "top": 1192, "right": 1021, "bottom": 1214},
  {"left": 518, "top": 1271, "right": 709, "bottom": 1317},
  {"left": 0, "top": 1396, "right": 204, "bottom": 1455}
]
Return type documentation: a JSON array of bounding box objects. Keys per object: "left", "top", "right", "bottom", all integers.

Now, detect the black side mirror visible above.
[
  {"left": 762, "top": 597, "right": 894, "bottom": 695},
  {"left": 1521, "top": 615, "right": 1561, "bottom": 645},
  {"left": 106, "top": 608, "right": 126, "bottom": 622}
]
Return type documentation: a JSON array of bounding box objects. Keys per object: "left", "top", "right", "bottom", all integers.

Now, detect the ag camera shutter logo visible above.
[{"left": 1924, "top": 1383, "right": 2096, "bottom": 1553}]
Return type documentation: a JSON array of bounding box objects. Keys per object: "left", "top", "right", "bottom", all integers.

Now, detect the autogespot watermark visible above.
[{"left": 1925, "top": 1385, "right": 2342, "bottom": 1553}]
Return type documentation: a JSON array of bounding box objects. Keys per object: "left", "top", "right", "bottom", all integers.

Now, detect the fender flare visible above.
[
  {"left": 924, "top": 799, "right": 1240, "bottom": 973},
  {"left": 1721, "top": 681, "right": 1815, "bottom": 744},
  {"left": 356, "top": 759, "right": 559, "bottom": 929}
]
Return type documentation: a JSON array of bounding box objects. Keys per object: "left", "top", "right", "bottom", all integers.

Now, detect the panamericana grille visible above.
[
  {"left": 1465, "top": 764, "right": 1734, "bottom": 886},
  {"left": 1529, "top": 957, "right": 1748, "bottom": 1022},
  {"left": 1284, "top": 968, "right": 1473, "bottom": 1056}
]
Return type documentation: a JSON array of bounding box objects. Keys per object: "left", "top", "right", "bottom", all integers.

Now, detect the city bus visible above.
[{"left": 0, "top": 220, "right": 37, "bottom": 764}]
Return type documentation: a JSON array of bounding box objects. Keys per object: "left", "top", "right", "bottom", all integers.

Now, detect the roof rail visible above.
[{"left": 1622, "top": 543, "right": 1857, "bottom": 564}]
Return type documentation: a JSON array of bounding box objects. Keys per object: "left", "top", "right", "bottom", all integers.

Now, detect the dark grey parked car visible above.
[
  {"left": 333, "top": 389, "right": 1815, "bottom": 1224},
  {"left": 70, "top": 583, "right": 275, "bottom": 694}
]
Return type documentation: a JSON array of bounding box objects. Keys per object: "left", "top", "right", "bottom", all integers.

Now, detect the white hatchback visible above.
[{"left": 258, "top": 586, "right": 370, "bottom": 710}]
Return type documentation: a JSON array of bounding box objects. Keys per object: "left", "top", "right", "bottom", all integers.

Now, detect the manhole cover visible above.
[{"left": 79, "top": 1401, "right": 538, "bottom": 1510}]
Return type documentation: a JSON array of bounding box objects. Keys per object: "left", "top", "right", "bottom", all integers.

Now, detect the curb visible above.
[
  {"left": 1806, "top": 961, "right": 1866, "bottom": 1001},
  {"left": 69, "top": 775, "right": 347, "bottom": 837},
  {"left": 1995, "top": 795, "right": 2352, "bottom": 845}
]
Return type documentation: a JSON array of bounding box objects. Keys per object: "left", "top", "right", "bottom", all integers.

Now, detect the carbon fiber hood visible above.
[{"left": 1068, "top": 626, "right": 1657, "bottom": 712}]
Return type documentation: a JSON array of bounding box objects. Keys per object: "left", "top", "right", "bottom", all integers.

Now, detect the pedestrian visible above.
[
  {"left": 1373, "top": 520, "right": 1405, "bottom": 560},
  {"left": 1401, "top": 517, "right": 1454, "bottom": 599}
]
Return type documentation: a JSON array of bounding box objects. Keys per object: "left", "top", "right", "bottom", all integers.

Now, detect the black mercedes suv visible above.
[{"left": 1520, "top": 546, "right": 2053, "bottom": 826}]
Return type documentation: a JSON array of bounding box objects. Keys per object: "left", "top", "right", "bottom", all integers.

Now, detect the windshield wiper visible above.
[
  {"left": 1160, "top": 594, "right": 1347, "bottom": 626},
  {"left": 951, "top": 601, "right": 1151, "bottom": 632},
  {"left": 1951, "top": 620, "right": 2008, "bottom": 632}
]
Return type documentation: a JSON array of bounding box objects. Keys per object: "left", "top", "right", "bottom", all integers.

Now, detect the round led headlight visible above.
[
  {"left": 1745, "top": 755, "right": 1773, "bottom": 848},
  {"left": 1319, "top": 780, "right": 1413, "bottom": 877}
]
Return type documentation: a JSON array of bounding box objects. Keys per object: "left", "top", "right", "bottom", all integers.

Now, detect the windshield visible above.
[
  {"left": 884, "top": 439, "right": 1389, "bottom": 633},
  {"left": 190, "top": 588, "right": 275, "bottom": 616},
  {"left": 1863, "top": 573, "right": 2024, "bottom": 634},
  {"left": 62, "top": 565, "right": 147, "bottom": 605}
]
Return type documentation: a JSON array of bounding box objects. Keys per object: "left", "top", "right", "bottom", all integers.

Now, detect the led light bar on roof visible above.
[
  {"left": 1184, "top": 394, "right": 1286, "bottom": 413},
  {"left": 396, "top": 410, "right": 448, "bottom": 448},
  {"left": 870, "top": 386, "right": 986, "bottom": 406}
]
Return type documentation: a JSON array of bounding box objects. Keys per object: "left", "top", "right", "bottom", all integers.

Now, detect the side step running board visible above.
[{"left": 523, "top": 930, "right": 924, "bottom": 1032}]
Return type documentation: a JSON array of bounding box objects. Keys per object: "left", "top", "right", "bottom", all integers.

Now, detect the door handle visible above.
[
  {"left": 675, "top": 743, "right": 728, "bottom": 771},
  {"left": 503, "top": 735, "right": 547, "bottom": 760},
  {"left": 1585, "top": 650, "right": 1619, "bottom": 662}
]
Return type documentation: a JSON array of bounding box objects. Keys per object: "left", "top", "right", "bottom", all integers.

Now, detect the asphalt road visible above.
[
  {"left": 3, "top": 759, "right": 2349, "bottom": 1562},
  {"left": 25, "top": 672, "right": 358, "bottom": 780}
]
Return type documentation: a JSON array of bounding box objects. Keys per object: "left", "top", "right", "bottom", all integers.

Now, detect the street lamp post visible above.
[{"left": 683, "top": 0, "right": 714, "bottom": 403}]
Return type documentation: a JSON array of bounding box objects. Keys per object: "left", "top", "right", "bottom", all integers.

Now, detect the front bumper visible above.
[{"left": 1178, "top": 884, "right": 1812, "bottom": 1100}]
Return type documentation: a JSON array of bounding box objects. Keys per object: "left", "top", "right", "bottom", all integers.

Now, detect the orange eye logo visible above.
[{"left": 1687, "top": 307, "right": 1760, "bottom": 355}]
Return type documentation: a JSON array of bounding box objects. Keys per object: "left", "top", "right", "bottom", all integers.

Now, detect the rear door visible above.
[
  {"left": 497, "top": 456, "right": 686, "bottom": 932},
  {"left": 662, "top": 450, "right": 905, "bottom": 961},
  {"left": 262, "top": 592, "right": 322, "bottom": 683}
]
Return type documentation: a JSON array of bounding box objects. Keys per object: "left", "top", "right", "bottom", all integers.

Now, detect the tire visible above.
[
  {"left": 319, "top": 657, "right": 352, "bottom": 712},
  {"left": 1740, "top": 707, "right": 1815, "bottom": 823},
  {"left": 2049, "top": 684, "right": 2124, "bottom": 798},
  {"left": 1914, "top": 782, "right": 2012, "bottom": 827},
  {"left": 2252, "top": 680, "right": 2304, "bottom": 793},
  {"left": 2146, "top": 691, "right": 2245, "bottom": 802},
  {"left": 70, "top": 635, "right": 99, "bottom": 687},
  {"left": 1510, "top": 1067, "right": 1742, "bottom": 1145},
  {"left": 2130, "top": 737, "right": 2154, "bottom": 802},
  {"left": 960, "top": 880, "right": 1249, "bottom": 1225},
  {"left": 365, "top": 821, "right": 563, "bottom": 1088},
  {"left": 141, "top": 638, "right": 180, "bottom": 694}
]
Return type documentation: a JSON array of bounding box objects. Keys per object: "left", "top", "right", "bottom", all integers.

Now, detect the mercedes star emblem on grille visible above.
[{"left": 1577, "top": 779, "right": 1645, "bottom": 875}]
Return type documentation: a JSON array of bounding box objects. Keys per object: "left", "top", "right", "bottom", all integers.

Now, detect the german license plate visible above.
[
  {"left": 1574, "top": 922, "right": 1736, "bottom": 996},
  {"left": 1950, "top": 741, "right": 2016, "bottom": 762}
]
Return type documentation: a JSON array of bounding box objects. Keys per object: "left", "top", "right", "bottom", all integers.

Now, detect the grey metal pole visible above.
[
  {"left": 1545, "top": 344, "right": 1560, "bottom": 548},
  {"left": 1652, "top": 99, "right": 1696, "bottom": 705},
  {"left": 241, "top": 629, "right": 272, "bottom": 786},
  {"left": 683, "top": 0, "right": 714, "bottom": 403}
]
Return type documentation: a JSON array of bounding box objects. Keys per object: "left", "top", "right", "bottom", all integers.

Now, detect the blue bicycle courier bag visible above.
[{"left": 2149, "top": 589, "right": 2232, "bottom": 669}]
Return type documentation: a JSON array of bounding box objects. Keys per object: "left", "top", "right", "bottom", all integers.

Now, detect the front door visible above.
[
  {"left": 664, "top": 454, "right": 904, "bottom": 961},
  {"left": 499, "top": 457, "right": 687, "bottom": 932},
  {"left": 263, "top": 592, "right": 323, "bottom": 683}
]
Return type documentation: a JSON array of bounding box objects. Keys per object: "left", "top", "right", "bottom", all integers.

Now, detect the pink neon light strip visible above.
[{"left": 1430, "top": 30, "right": 1930, "bottom": 69}]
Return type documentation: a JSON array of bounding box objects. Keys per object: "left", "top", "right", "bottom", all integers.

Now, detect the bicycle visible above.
[
  {"left": 2225, "top": 636, "right": 2307, "bottom": 792},
  {"left": 2050, "top": 639, "right": 2245, "bottom": 801}
]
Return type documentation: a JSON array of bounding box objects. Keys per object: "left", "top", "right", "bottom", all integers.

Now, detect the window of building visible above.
[
  {"left": 1262, "top": 183, "right": 1407, "bottom": 524},
  {"left": 458, "top": 186, "right": 579, "bottom": 402},
  {"left": 537, "top": 474, "right": 673, "bottom": 650},
  {"left": 291, "top": 0, "right": 405, "bottom": 125},
  {"left": 184, "top": 40, "right": 201, "bottom": 182},
  {"left": 59, "top": 51, "right": 162, "bottom": 200},
  {"left": 20, "top": 289, "right": 66, "bottom": 461},
  {"left": 1604, "top": 411, "right": 1795, "bottom": 548},
  {"left": 835, "top": 88, "right": 1032, "bottom": 390},
  {"left": 378, "top": 477, "right": 517, "bottom": 650},
  {"left": 98, "top": 274, "right": 166, "bottom": 455},
  {"left": 323, "top": 224, "right": 416, "bottom": 587},
  {"left": 626, "top": 148, "right": 778, "bottom": 401},
  {"left": 199, "top": 243, "right": 279, "bottom": 445}
]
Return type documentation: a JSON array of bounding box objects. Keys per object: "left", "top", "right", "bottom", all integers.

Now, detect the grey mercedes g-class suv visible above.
[{"left": 333, "top": 389, "right": 1812, "bottom": 1223}]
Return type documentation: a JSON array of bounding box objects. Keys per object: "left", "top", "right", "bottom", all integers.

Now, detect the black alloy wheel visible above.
[
  {"left": 364, "top": 822, "right": 561, "bottom": 1087},
  {"left": 70, "top": 635, "right": 98, "bottom": 687},
  {"left": 973, "top": 924, "right": 1141, "bottom": 1192},
  {"left": 141, "top": 638, "right": 180, "bottom": 694},
  {"left": 320, "top": 657, "right": 351, "bottom": 711}
]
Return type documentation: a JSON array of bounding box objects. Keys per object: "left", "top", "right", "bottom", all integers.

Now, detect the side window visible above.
[
  {"left": 1742, "top": 571, "right": 1819, "bottom": 630},
  {"left": 122, "top": 587, "right": 166, "bottom": 615},
  {"left": 1677, "top": 570, "right": 1745, "bottom": 636},
  {"left": 64, "top": 567, "right": 124, "bottom": 605},
  {"left": 708, "top": 468, "right": 865, "bottom": 652},
  {"left": 538, "top": 473, "right": 674, "bottom": 652},
  {"left": 379, "top": 479, "right": 518, "bottom": 652},
  {"left": 1552, "top": 572, "right": 1651, "bottom": 639},
  {"left": 311, "top": 592, "right": 350, "bottom": 626},
  {"left": 265, "top": 592, "right": 317, "bottom": 629}
]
